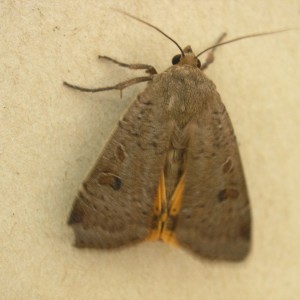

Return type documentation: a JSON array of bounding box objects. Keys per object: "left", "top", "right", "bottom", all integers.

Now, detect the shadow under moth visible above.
[{"left": 64, "top": 11, "right": 286, "bottom": 261}]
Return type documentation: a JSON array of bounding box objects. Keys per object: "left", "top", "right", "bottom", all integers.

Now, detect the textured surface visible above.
[{"left": 1, "top": 1, "right": 300, "bottom": 299}]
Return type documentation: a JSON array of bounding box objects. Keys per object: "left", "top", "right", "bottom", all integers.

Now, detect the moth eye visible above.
[
  {"left": 172, "top": 54, "right": 181, "bottom": 65},
  {"left": 197, "top": 59, "right": 201, "bottom": 68}
]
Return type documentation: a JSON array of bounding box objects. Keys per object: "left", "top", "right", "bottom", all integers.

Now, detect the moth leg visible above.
[
  {"left": 201, "top": 32, "right": 227, "bottom": 71},
  {"left": 99, "top": 55, "right": 157, "bottom": 75},
  {"left": 148, "top": 172, "right": 168, "bottom": 241},
  {"left": 160, "top": 174, "right": 186, "bottom": 245},
  {"left": 63, "top": 76, "right": 152, "bottom": 95}
]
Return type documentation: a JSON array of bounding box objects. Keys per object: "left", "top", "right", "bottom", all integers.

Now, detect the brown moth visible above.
[{"left": 64, "top": 11, "right": 286, "bottom": 261}]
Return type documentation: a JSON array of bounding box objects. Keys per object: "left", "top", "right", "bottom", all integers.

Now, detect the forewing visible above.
[
  {"left": 68, "top": 89, "right": 171, "bottom": 248},
  {"left": 176, "top": 95, "right": 251, "bottom": 261}
]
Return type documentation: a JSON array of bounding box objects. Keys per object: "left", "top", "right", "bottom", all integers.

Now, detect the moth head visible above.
[{"left": 172, "top": 45, "right": 201, "bottom": 68}]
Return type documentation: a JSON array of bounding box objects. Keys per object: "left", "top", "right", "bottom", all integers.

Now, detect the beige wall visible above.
[{"left": 1, "top": 1, "right": 300, "bottom": 299}]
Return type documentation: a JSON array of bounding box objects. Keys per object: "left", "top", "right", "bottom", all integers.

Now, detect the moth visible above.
[{"left": 64, "top": 11, "right": 285, "bottom": 261}]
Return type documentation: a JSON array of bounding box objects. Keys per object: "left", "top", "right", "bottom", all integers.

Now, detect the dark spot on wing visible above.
[
  {"left": 98, "top": 173, "right": 122, "bottom": 190},
  {"left": 240, "top": 222, "right": 251, "bottom": 240},
  {"left": 68, "top": 202, "right": 85, "bottom": 225},
  {"left": 151, "top": 141, "right": 157, "bottom": 148},
  {"left": 218, "top": 189, "right": 228, "bottom": 202},
  {"left": 113, "top": 177, "right": 122, "bottom": 190},
  {"left": 218, "top": 188, "right": 240, "bottom": 202}
]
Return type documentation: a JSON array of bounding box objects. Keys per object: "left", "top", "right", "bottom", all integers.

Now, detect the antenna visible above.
[
  {"left": 196, "top": 29, "right": 292, "bottom": 57},
  {"left": 114, "top": 9, "right": 185, "bottom": 56}
]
